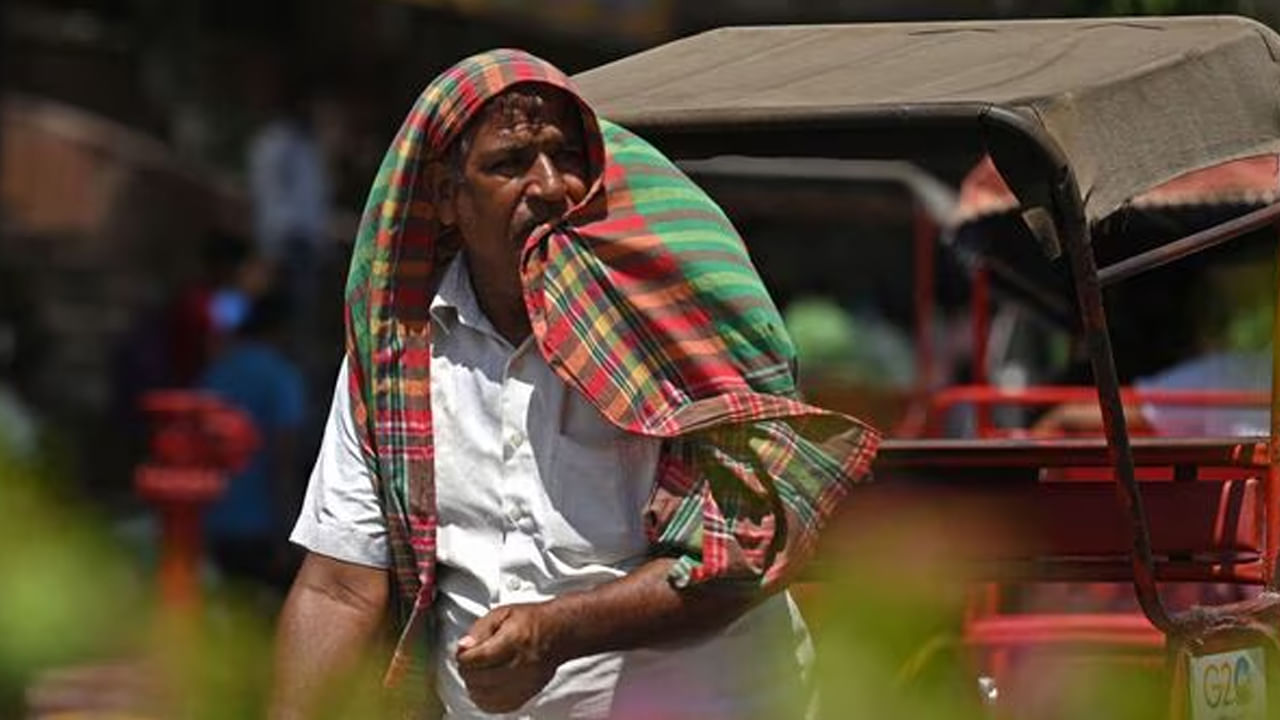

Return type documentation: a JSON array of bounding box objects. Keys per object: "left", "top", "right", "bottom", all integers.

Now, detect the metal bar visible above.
[
  {"left": 959, "top": 562, "right": 1265, "bottom": 585},
  {"left": 1057, "top": 175, "right": 1175, "bottom": 634},
  {"left": 877, "top": 437, "right": 1269, "bottom": 470},
  {"left": 1098, "top": 201, "right": 1280, "bottom": 288},
  {"left": 892, "top": 205, "right": 941, "bottom": 440},
  {"left": 965, "top": 614, "right": 1166, "bottom": 649},
  {"left": 927, "top": 385, "right": 1269, "bottom": 414},
  {"left": 914, "top": 205, "right": 936, "bottom": 396},
  {"left": 1268, "top": 224, "right": 1280, "bottom": 591},
  {"left": 978, "top": 105, "right": 1176, "bottom": 633},
  {"left": 972, "top": 261, "right": 993, "bottom": 436},
  {"left": 675, "top": 157, "right": 959, "bottom": 224}
]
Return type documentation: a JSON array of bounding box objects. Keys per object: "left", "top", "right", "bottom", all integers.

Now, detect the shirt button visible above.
[
  {"left": 509, "top": 430, "right": 526, "bottom": 448},
  {"left": 514, "top": 514, "right": 536, "bottom": 534},
  {"left": 505, "top": 576, "right": 522, "bottom": 592}
]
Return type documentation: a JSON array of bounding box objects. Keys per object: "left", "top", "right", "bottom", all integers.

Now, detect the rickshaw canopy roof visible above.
[{"left": 575, "top": 16, "right": 1280, "bottom": 224}]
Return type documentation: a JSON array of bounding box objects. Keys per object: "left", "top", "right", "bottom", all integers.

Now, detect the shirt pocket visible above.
[{"left": 545, "top": 393, "right": 657, "bottom": 566}]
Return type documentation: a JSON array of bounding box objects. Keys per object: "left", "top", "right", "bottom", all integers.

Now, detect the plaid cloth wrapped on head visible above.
[{"left": 341, "top": 48, "right": 881, "bottom": 683}]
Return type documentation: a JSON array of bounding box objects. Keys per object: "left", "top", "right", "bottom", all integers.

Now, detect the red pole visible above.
[
  {"left": 135, "top": 466, "right": 225, "bottom": 612},
  {"left": 1267, "top": 225, "right": 1280, "bottom": 590},
  {"left": 158, "top": 502, "right": 204, "bottom": 609},
  {"left": 913, "top": 206, "right": 936, "bottom": 393}
]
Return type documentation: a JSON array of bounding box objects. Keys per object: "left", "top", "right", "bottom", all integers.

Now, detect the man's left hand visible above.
[{"left": 456, "top": 602, "right": 566, "bottom": 713}]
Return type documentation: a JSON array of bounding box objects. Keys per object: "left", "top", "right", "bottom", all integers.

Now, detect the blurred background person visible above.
[
  {"left": 199, "top": 292, "right": 306, "bottom": 591},
  {"left": 1035, "top": 253, "right": 1273, "bottom": 437},
  {"left": 168, "top": 232, "right": 254, "bottom": 387},
  {"left": 247, "top": 78, "right": 332, "bottom": 320},
  {"left": 1132, "top": 257, "right": 1272, "bottom": 437}
]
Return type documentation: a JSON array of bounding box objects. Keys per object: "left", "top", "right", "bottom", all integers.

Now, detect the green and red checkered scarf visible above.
[{"left": 343, "top": 49, "right": 880, "bottom": 683}]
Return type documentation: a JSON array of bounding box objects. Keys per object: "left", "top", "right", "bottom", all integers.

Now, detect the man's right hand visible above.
[
  {"left": 456, "top": 603, "right": 565, "bottom": 713},
  {"left": 269, "top": 552, "right": 389, "bottom": 720}
]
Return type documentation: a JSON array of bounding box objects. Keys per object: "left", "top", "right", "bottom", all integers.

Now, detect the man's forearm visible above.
[
  {"left": 545, "top": 557, "right": 755, "bottom": 662},
  {"left": 270, "top": 553, "right": 389, "bottom": 720},
  {"left": 455, "top": 557, "right": 759, "bottom": 713}
]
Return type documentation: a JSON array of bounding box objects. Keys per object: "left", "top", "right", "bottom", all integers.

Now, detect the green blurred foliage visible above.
[
  {"left": 806, "top": 510, "right": 1168, "bottom": 719},
  {"left": 0, "top": 444, "right": 145, "bottom": 715},
  {"left": 0, "top": 441, "right": 371, "bottom": 719},
  {"left": 806, "top": 512, "right": 986, "bottom": 719}
]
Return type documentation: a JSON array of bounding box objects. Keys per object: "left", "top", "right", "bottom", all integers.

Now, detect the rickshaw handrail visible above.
[
  {"left": 878, "top": 436, "right": 1269, "bottom": 470},
  {"left": 1098, "top": 200, "right": 1280, "bottom": 286},
  {"left": 929, "top": 385, "right": 1270, "bottom": 406},
  {"left": 676, "top": 157, "right": 958, "bottom": 224},
  {"left": 923, "top": 385, "right": 1270, "bottom": 433}
]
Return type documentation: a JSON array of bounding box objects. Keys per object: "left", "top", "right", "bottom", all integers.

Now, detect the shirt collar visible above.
[{"left": 430, "top": 254, "right": 502, "bottom": 341}]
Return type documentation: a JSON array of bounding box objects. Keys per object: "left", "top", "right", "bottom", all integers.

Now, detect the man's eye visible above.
[
  {"left": 556, "top": 149, "right": 585, "bottom": 168},
  {"left": 486, "top": 150, "right": 529, "bottom": 174},
  {"left": 488, "top": 158, "right": 520, "bottom": 174}
]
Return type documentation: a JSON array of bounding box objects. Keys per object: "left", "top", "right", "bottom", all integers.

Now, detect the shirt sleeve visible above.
[{"left": 289, "top": 357, "right": 390, "bottom": 569}]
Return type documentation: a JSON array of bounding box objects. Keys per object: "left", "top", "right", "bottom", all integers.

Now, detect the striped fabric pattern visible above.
[{"left": 343, "top": 49, "right": 880, "bottom": 685}]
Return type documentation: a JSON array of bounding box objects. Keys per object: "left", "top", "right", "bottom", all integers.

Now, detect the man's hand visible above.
[
  {"left": 454, "top": 559, "right": 757, "bottom": 712},
  {"left": 456, "top": 603, "right": 565, "bottom": 713}
]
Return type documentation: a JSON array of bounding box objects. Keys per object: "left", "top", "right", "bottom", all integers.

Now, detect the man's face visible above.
[{"left": 443, "top": 87, "right": 589, "bottom": 280}]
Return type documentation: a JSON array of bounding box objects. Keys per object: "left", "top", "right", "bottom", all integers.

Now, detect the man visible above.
[{"left": 273, "top": 51, "right": 877, "bottom": 719}]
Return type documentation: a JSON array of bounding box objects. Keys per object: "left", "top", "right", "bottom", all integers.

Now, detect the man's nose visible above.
[{"left": 526, "top": 152, "right": 567, "bottom": 207}]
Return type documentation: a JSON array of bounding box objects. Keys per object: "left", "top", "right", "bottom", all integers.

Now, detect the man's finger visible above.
[
  {"left": 457, "top": 607, "right": 510, "bottom": 658},
  {"left": 457, "top": 624, "right": 517, "bottom": 670}
]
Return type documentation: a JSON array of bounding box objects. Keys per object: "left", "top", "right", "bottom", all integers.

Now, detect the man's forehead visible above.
[{"left": 474, "top": 86, "right": 582, "bottom": 139}]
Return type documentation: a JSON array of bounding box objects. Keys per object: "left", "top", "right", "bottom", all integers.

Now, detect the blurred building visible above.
[{"left": 1, "top": 94, "right": 248, "bottom": 496}]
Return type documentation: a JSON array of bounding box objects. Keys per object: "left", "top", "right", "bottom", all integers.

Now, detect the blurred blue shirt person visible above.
[
  {"left": 200, "top": 293, "right": 305, "bottom": 587},
  {"left": 1136, "top": 350, "right": 1270, "bottom": 437}
]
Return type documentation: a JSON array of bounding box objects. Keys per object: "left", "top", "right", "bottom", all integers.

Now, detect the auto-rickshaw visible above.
[{"left": 575, "top": 16, "right": 1280, "bottom": 719}]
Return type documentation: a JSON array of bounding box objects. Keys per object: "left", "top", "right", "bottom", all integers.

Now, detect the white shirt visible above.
[{"left": 292, "top": 257, "right": 814, "bottom": 719}]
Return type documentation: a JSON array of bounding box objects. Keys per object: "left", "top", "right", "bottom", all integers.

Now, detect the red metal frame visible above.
[
  {"left": 971, "top": 262, "right": 992, "bottom": 435},
  {"left": 1267, "top": 225, "right": 1280, "bottom": 591},
  {"left": 921, "top": 385, "right": 1270, "bottom": 439},
  {"left": 913, "top": 206, "right": 936, "bottom": 394}
]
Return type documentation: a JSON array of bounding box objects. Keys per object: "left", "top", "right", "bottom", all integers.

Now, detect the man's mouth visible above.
[{"left": 516, "top": 216, "right": 554, "bottom": 244}]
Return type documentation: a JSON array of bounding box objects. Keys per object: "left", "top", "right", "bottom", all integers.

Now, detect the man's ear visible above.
[{"left": 426, "top": 161, "right": 457, "bottom": 226}]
